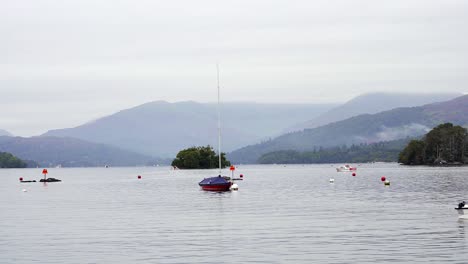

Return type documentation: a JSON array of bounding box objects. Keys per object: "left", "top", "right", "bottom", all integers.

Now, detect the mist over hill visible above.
[
  {"left": 229, "top": 95, "right": 468, "bottom": 164},
  {"left": 287, "top": 92, "right": 461, "bottom": 132},
  {"left": 0, "top": 136, "right": 155, "bottom": 167},
  {"left": 42, "top": 101, "right": 335, "bottom": 157}
]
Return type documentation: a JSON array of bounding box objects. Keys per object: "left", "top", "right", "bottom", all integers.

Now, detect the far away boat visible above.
[
  {"left": 455, "top": 201, "right": 468, "bottom": 219},
  {"left": 336, "top": 164, "right": 357, "bottom": 172},
  {"left": 198, "top": 65, "right": 235, "bottom": 192}
]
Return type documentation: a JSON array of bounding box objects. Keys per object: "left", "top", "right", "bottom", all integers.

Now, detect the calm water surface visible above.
[{"left": 1, "top": 163, "right": 468, "bottom": 263}]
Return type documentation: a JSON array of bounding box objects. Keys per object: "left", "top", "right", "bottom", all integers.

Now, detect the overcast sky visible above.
[{"left": 1, "top": 0, "right": 467, "bottom": 136}]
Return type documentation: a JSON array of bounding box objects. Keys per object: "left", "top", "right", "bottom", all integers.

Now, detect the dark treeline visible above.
[
  {"left": 257, "top": 139, "right": 409, "bottom": 164},
  {"left": 172, "top": 145, "right": 231, "bottom": 169},
  {"left": 0, "top": 152, "right": 27, "bottom": 168},
  {"left": 399, "top": 123, "right": 468, "bottom": 165}
]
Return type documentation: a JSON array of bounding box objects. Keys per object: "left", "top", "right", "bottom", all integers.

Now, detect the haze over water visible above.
[{"left": 1, "top": 163, "right": 468, "bottom": 263}]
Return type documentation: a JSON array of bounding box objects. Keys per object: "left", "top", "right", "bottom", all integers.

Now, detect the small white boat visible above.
[
  {"left": 455, "top": 201, "right": 468, "bottom": 219},
  {"left": 336, "top": 164, "right": 357, "bottom": 172}
]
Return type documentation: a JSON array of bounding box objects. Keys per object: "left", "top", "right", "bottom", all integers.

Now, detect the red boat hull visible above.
[{"left": 200, "top": 183, "right": 232, "bottom": 192}]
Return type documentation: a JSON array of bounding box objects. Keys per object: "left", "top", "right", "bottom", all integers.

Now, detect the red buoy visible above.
[
  {"left": 381, "top": 176, "right": 386, "bottom": 182},
  {"left": 240, "top": 174, "right": 243, "bottom": 178},
  {"left": 42, "top": 169, "right": 48, "bottom": 174},
  {"left": 137, "top": 175, "right": 142, "bottom": 179},
  {"left": 19, "top": 177, "right": 23, "bottom": 181},
  {"left": 352, "top": 173, "right": 356, "bottom": 176}
]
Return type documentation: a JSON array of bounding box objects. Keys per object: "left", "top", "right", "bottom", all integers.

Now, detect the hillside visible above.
[
  {"left": 42, "top": 101, "right": 335, "bottom": 157},
  {"left": 258, "top": 138, "right": 411, "bottom": 164},
  {"left": 229, "top": 95, "right": 468, "bottom": 164},
  {"left": 287, "top": 92, "right": 461, "bottom": 132},
  {"left": 0, "top": 151, "right": 27, "bottom": 168},
  {"left": 0, "top": 136, "right": 154, "bottom": 167}
]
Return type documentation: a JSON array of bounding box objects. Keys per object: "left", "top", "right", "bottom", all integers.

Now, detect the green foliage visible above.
[
  {"left": 258, "top": 140, "right": 408, "bottom": 164},
  {"left": 171, "top": 145, "right": 231, "bottom": 169},
  {"left": 0, "top": 152, "right": 27, "bottom": 168},
  {"left": 398, "top": 123, "right": 468, "bottom": 165},
  {"left": 398, "top": 140, "right": 426, "bottom": 165}
]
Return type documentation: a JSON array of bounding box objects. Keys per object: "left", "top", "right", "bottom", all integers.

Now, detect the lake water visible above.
[{"left": 1, "top": 163, "right": 468, "bottom": 263}]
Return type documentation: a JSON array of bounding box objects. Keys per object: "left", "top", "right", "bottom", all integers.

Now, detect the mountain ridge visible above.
[
  {"left": 229, "top": 94, "right": 468, "bottom": 164},
  {"left": 0, "top": 136, "right": 155, "bottom": 167},
  {"left": 0, "top": 129, "right": 13, "bottom": 137},
  {"left": 286, "top": 92, "right": 462, "bottom": 132},
  {"left": 42, "top": 101, "right": 336, "bottom": 157}
]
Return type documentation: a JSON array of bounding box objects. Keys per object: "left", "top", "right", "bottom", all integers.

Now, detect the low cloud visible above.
[{"left": 374, "top": 123, "right": 430, "bottom": 141}]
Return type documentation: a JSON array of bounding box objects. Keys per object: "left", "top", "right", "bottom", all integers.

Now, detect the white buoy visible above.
[
  {"left": 329, "top": 178, "right": 335, "bottom": 183},
  {"left": 384, "top": 180, "right": 390, "bottom": 186},
  {"left": 230, "top": 183, "right": 239, "bottom": 191},
  {"left": 22, "top": 189, "right": 27, "bottom": 192}
]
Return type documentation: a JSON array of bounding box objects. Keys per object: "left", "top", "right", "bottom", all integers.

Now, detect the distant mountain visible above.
[
  {"left": 287, "top": 92, "right": 462, "bottom": 132},
  {"left": 229, "top": 95, "right": 468, "bottom": 164},
  {"left": 0, "top": 136, "right": 154, "bottom": 167},
  {"left": 42, "top": 101, "right": 335, "bottom": 157},
  {"left": 0, "top": 129, "right": 12, "bottom": 137}
]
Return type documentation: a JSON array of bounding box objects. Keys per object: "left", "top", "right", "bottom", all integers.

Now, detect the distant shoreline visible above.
[{"left": 400, "top": 163, "right": 467, "bottom": 167}]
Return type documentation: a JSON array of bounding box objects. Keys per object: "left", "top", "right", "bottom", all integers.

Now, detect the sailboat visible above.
[{"left": 198, "top": 65, "right": 233, "bottom": 192}]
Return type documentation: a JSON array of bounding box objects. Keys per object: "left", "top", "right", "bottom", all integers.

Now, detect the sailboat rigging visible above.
[
  {"left": 198, "top": 65, "right": 235, "bottom": 192},
  {"left": 217, "top": 64, "right": 222, "bottom": 176}
]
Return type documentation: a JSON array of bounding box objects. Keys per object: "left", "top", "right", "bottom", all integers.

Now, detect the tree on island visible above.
[
  {"left": 171, "top": 145, "right": 231, "bottom": 169},
  {"left": 0, "top": 152, "right": 27, "bottom": 168},
  {"left": 399, "top": 123, "right": 468, "bottom": 165}
]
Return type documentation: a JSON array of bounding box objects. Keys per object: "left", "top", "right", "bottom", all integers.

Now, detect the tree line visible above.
[
  {"left": 0, "top": 152, "right": 27, "bottom": 168},
  {"left": 398, "top": 123, "right": 467, "bottom": 165},
  {"left": 257, "top": 139, "right": 408, "bottom": 164}
]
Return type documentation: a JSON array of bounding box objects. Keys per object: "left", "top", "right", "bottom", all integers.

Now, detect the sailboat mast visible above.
[{"left": 217, "top": 64, "right": 222, "bottom": 175}]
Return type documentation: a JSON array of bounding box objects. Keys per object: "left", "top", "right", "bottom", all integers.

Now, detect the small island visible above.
[
  {"left": 399, "top": 123, "right": 468, "bottom": 165},
  {"left": 171, "top": 145, "right": 231, "bottom": 169}
]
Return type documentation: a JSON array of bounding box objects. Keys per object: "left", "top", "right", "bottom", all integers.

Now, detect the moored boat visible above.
[
  {"left": 455, "top": 201, "right": 468, "bottom": 219},
  {"left": 336, "top": 164, "right": 357, "bottom": 172},
  {"left": 199, "top": 176, "right": 232, "bottom": 192},
  {"left": 198, "top": 65, "right": 237, "bottom": 192}
]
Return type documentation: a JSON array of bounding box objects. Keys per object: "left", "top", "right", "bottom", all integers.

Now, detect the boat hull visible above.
[
  {"left": 199, "top": 176, "right": 233, "bottom": 192},
  {"left": 200, "top": 183, "right": 232, "bottom": 192}
]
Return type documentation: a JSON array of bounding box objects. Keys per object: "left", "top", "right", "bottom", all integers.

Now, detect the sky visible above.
[{"left": 1, "top": 0, "right": 467, "bottom": 136}]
